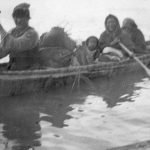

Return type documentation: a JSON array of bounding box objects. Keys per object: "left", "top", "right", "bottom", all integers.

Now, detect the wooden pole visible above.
[{"left": 119, "top": 41, "right": 150, "bottom": 77}]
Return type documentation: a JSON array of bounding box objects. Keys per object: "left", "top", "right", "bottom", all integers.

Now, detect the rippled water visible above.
[{"left": 0, "top": 72, "right": 150, "bottom": 149}]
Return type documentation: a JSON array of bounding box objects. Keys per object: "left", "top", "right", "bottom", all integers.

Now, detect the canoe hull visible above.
[{"left": 0, "top": 54, "right": 150, "bottom": 97}]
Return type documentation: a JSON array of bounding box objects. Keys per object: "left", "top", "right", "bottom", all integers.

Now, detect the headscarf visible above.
[
  {"left": 85, "top": 36, "right": 99, "bottom": 51},
  {"left": 122, "top": 18, "right": 137, "bottom": 30},
  {"left": 104, "top": 14, "right": 120, "bottom": 33},
  {"left": 12, "top": 3, "right": 30, "bottom": 19}
]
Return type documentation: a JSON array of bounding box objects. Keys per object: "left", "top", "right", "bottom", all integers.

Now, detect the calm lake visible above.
[{"left": 0, "top": 72, "right": 150, "bottom": 150}]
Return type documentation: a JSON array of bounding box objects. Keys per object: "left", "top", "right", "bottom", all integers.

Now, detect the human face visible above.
[
  {"left": 87, "top": 38, "right": 97, "bottom": 51},
  {"left": 122, "top": 19, "right": 132, "bottom": 31},
  {"left": 14, "top": 17, "right": 29, "bottom": 29},
  {"left": 106, "top": 17, "right": 118, "bottom": 32}
]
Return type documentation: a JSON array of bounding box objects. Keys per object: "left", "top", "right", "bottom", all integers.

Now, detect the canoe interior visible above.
[{"left": 0, "top": 53, "right": 150, "bottom": 97}]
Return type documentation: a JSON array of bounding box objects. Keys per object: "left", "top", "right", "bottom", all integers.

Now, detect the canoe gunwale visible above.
[
  {"left": 0, "top": 54, "right": 150, "bottom": 73},
  {"left": 0, "top": 53, "right": 150, "bottom": 97},
  {"left": 0, "top": 53, "right": 150, "bottom": 80}
]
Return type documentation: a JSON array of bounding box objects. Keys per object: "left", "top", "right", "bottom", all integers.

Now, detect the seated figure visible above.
[
  {"left": 98, "top": 14, "right": 135, "bottom": 61},
  {"left": 0, "top": 3, "right": 39, "bottom": 70},
  {"left": 72, "top": 36, "right": 99, "bottom": 66},
  {"left": 122, "top": 18, "right": 147, "bottom": 54}
]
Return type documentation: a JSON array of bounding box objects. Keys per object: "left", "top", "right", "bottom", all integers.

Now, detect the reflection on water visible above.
[{"left": 0, "top": 72, "right": 150, "bottom": 149}]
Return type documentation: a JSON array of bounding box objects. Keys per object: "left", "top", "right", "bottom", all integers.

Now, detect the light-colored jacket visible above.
[{"left": 0, "top": 27, "right": 39, "bottom": 70}]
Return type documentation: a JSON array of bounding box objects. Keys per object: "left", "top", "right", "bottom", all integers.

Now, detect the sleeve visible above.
[
  {"left": 120, "top": 31, "right": 136, "bottom": 52},
  {"left": 0, "top": 35, "right": 10, "bottom": 58},
  {"left": 3, "top": 28, "right": 39, "bottom": 52},
  {"left": 134, "top": 29, "right": 146, "bottom": 50},
  {"left": 0, "top": 46, "right": 9, "bottom": 58},
  {"left": 98, "top": 32, "right": 107, "bottom": 52}
]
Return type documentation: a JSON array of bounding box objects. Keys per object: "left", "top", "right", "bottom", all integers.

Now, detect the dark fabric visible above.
[
  {"left": 122, "top": 18, "right": 146, "bottom": 54},
  {"left": 8, "top": 46, "right": 39, "bottom": 70},
  {"left": 132, "top": 28, "right": 146, "bottom": 53},
  {"left": 122, "top": 28, "right": 146, "bottom": 53},
  {"left": 39, "top": 27, "right": 76, "bottom": 51},
  {"left": 99, "top": 15, "right": 122, "bottom": 52},
  {"left": 8, "top": 27, "right": 39, "bottom": 70},
  {"left": 98, "top": 15, "right": 135, "bottom": 56},
  {"left": 39, "top": 47, "right": 72, "bottom": 68},
  {"left": 12, "top": 3, "right": 30, "bottom": 18},
  {"left": 39, "top": 27, "right": 76, "bottom": 68},
  {"left": 99, "top": 30, "right": 121, "bottom": 51}
]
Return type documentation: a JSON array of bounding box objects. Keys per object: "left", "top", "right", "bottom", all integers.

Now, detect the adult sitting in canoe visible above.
[
  {"left": 98, "top": 14, "right": 135, "bottom": 61},
  {"left": 122, "top": 18, "right": 148, "bottom": 54},
  {"left": 0, "top": 3, "right": 39, "bottom": 70},
  {"left": 71, "top": 36, "right": 99, "bottom": 66},
  {"left": 39, "top": 27, "right": 76, "bottom": 68}
]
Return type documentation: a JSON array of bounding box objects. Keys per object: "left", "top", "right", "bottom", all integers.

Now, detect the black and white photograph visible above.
[{"left": 0, "top": 0, "right": 150, "bottom": 149}]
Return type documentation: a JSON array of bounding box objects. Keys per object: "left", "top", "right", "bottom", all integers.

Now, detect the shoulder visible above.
[
  {"left": 135, "top": 28, "right": 144, "bottom": 36},
  {"left": 27, "top": 27, "right": 39, "bottom": 35},
  {"left": 8, "top": 27, "right": 16, "bottom": 34},
  {"left": 120, "top": 29, "right": 131, "bottom": 37},
  {"left": 25, "top": 27, "right": 39, "bottom": 39},
  {"left": 100, "top": 31, "right": 107, "bottom": 36},
  {"left": 99, "top": 31, "right": 108, "bottom": 39}
]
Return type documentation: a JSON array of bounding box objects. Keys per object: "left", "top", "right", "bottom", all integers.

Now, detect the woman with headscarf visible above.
[
  {"left": 98, "top": 14, "right": 135, "bottom": 60},
  {"left": 0, "top": 3, "right": 39, "bottom": 70},
  {"left": 122, "top": 18, "right": 147, "bottom": 54}
]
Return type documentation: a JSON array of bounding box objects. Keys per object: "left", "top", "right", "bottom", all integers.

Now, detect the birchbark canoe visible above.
[{"left": 0, "top": 53, "right": 150, "bottom": 97}]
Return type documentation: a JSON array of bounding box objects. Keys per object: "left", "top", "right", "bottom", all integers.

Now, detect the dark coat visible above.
[
  {"left": 122, "top": 18, "right": 146, "bottom": 54},
  {"left": 99, "top": 15, "right": 135, "bottom": 56}
]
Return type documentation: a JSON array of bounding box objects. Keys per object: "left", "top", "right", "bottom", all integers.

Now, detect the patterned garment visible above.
[{"left": 1, "top": 26, "right": 39, "bottom": 70}]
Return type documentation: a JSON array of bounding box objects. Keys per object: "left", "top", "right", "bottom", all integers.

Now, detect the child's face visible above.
[{"left": 87, "top": 38, "right": 97, "bottom": 51}]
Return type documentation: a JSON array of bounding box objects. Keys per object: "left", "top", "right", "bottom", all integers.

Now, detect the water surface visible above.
[{"left": 0, "top": 72, "right": 150, "bottom": 150}]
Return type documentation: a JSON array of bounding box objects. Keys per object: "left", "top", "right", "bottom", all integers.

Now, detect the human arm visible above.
[
  {"left": 99, "top": 31, "right": 122, "bottom": 51},
  {"left": 98, "top": 32, "right": 109, "bottom": 52},
  {"left": 0, "top": 24, "right": 10, "bottom": 58},
  {"left": 133, "top": 29, "right": 146, "bottom": 53},
  {"left": 0, "top": 46, "right": 10, "bottom": 58},
  {"left": 0, "top": 24, "right": 7, "bottom": 41},
  {"left": 4, "top": 28, "right": 39, "bottom": 52}
]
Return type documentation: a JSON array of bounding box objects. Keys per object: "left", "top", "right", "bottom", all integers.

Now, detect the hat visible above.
[
  {"left": 12, "top": 3, "right": 30, "bottom": 18},
  {"left": 105, "top": 14, "right": 120, "bottom": 30}
]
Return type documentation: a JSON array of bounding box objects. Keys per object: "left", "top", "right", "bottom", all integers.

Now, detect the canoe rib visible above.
[{"left": 0, "top": 53, "right": 150, "bottom": 97}]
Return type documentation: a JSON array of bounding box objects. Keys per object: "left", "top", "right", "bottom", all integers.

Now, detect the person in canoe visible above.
[
  {"left": 98, "top": 14, "right": 135, "bottom": 61},
  {"left": 122, "top": 18, "right": 149, "bottom": 54},
  {"left": 71, "top": 36, "right": 100, "bottom": 66},
  {"left": 0, "top": 3, "right": 39, "bottom": 70}
]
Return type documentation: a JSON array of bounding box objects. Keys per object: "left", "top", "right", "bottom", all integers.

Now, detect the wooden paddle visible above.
[{"left": 118, "top": 41, "right": 150, "bottom": 76}]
